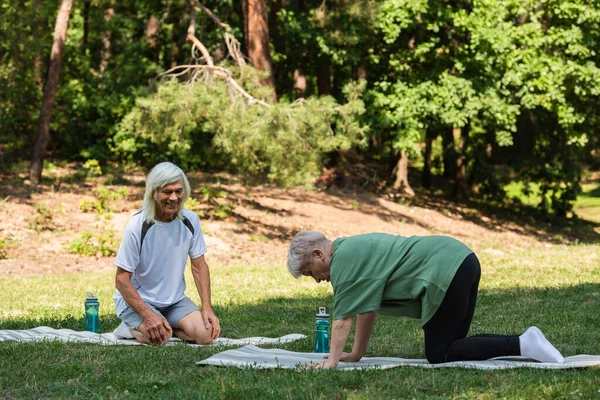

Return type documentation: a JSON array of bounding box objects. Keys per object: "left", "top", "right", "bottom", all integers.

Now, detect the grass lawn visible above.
[
  {"left": 2, "top": 241, "right": 600, "bottom": 399},
  {"left": 574, "top": 181, "right": 600, "bottom": 224}
]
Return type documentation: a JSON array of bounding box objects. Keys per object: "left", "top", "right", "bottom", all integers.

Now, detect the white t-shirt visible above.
[{"left": 112, "top": 208, "right": 207, "bottom": 316}]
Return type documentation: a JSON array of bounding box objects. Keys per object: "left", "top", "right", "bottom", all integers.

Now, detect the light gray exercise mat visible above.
[
  {"left": 0, "top": 326, "right": 306, "bottom": 347},
  {"left": 197, "top": 345, "right": 600, "bottom": 370}
]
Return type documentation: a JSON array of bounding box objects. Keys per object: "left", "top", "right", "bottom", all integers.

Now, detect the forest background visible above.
[
  {"left": 1, "top": 2, "right": 600, "bottom": 397},
  {"left": 1, "top": 0, "right": 600, "bottom": 216}
]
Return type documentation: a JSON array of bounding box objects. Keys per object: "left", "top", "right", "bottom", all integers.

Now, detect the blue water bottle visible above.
[
  {"left": 84, "top": 293, "right": 100, "bottom": 333},
  {"left": 314, "top": 306, "right": 330, "bottom": 353}
]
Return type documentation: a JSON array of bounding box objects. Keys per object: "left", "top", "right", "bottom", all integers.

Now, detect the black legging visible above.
[{"left": 423, "top": 253, "right": 520, "bottom": 364}]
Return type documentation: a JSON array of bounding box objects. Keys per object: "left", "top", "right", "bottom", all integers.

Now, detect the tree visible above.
[
  {"left": 29, "top": 0, "right": 74, "bottom": 184},
  {"left": 243, "top": 0, "right": 276, "bottom": 100},
  {"left": 113, "top": 2, "right": 367, "bottom": 186}
]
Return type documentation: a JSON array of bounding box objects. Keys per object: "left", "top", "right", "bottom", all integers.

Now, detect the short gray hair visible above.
[
  {"left": 142, "top": 162, "right": 191, "bottom": 224},
  {"left": 287, "top": 230, "right": 328, "bottom": 278}
]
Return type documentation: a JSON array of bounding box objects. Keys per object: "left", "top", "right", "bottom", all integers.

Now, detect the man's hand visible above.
[
  {"left": 324, "top": 351, "right": 361, "bottom": 362},
  {"left": 140, "top": 312, "right": 172, "bottom": 345},
  {"left": 201, "top": 308, "right": 221, "bottom": 340},
  {"left": 302, "top": 359, "right": 338, "bottom": 369}
]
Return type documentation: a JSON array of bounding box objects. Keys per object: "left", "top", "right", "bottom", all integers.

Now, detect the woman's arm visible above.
[
  {"left": 345, "top": 311, "right": 377, "bottom": 361},
  {"left": 322, "top": 316, "right": 354, "bottom": 368}
]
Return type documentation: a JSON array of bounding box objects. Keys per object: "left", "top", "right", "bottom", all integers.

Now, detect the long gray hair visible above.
[
  {"left": 142, "top": 162, "right": 191, "bottom": 224},
  {"left": 287, "top": 230, "right": 328, "bottom": 278}
]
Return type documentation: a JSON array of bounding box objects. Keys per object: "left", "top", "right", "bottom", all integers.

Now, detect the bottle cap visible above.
[
  {"left": 86, "top": 292, "right": 98, "bottom": 302},
  {"left": 316, "top": 306, "right": 329, "bottom": 319}
]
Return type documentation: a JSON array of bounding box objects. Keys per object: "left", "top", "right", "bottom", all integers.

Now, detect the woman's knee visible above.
[{"left": 425, "top": 348, "right": 446, "bottom": 364}]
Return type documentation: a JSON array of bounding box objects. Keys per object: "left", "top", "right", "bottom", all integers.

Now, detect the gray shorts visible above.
[{"left": 118, "top": 296, "right": 200, "bottom": 330}]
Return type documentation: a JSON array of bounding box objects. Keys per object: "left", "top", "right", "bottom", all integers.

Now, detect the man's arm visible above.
[
  {"left": 345, "top": 311, "right": 377, "bottom": 361},
  {"left": 115, "top": 267, "right": 171, "bottom": 345},
  {"left": 322, "top": 316, "right": 354, "bottom": 368},
  {"left": 190, "top": 255, "right": 221, "bottom": 339}
]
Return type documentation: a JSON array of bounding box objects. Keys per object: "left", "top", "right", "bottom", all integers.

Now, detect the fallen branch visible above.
[
  {"left": 180, "top": 1, "right": 269, "bottom": 107},
  {"left": 192, "top": 1, "right": 246, "bottom": 67}
]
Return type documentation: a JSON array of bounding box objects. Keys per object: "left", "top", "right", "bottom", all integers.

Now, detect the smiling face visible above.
[
  {"left": 154, "top": 179, "right": 184, "bottom": 222},
  {"left": 300, "top": 249, "right": 331, "bottom": 283}
]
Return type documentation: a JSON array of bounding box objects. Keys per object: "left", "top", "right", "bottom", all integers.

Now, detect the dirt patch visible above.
[{"left": 0, "top": 167, "right": 597, "bottom": 278}]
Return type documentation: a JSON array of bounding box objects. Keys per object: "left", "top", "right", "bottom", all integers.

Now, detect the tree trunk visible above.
[
  {"left": 146, "top": 14, "right": 160, "bottom": 62},
  {"left": 317, "top": 60, "right": 331, "bottom": 96},
  {"left": 293, "top": 69, "right": 306, "bottom": 96},
  {"left": 354, "top": 65, "right": 367, "bottom": 81},
  {"left": 453, "top": 125, "right": 470, "bottom": 197},
  {"left": 422, "top": 128, "right": 434, "bottom": 189},
  {"left": 99, "top": 8, "right": 114, "bottom": 75},
  {"left": 32, "top": 0, "right": 47, "bottom": 92},
  {"left": 83, "top": 0, "right": 90, "bottom": 48},
  {"left": 243, "top": 0, "right": 276, "bottom": 101},
  {"left": 442, "top": 127, "right": 458, "bottom": 179},
  {"left": 392, "top": 150, "right": 415, "bottom": 197},
  {"left": 29, "top": 0, "right": 74, "bottom": 185},
  {"left": 269, "top": 0, "right": 284, "bottom": 88}
]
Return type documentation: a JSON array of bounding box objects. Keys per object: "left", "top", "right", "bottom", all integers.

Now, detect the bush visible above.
[
  {"left": 68, "top": 229, "right": 119, "bottom": 257},
  {"left": 0, "top": 235, "right": 17, "bottom": 259},
  {"left": 113, "top": 69, "right": 367, "bottom": 187},
  {"left": 28, "top": 204, "right": 56, "bottom": 231}
]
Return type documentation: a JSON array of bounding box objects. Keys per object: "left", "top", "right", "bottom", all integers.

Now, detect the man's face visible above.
[
  {"left": 300, "top": 250, "right": 331, "bottom": 283},
  {"left": 155, "top": 180, "right": 184, "bottom": 220}
]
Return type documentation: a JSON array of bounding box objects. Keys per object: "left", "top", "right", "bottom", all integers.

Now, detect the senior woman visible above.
[{"left": 287, "top": 231, "right": 564, "bottom": 367}]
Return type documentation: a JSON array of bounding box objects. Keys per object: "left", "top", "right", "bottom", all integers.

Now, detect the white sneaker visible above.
[
  {"left": 113, "top": 321, "right": 134, "bottom": 339},
  {"left": 520, "top": 326, "right": 564, "bottom": 363}
]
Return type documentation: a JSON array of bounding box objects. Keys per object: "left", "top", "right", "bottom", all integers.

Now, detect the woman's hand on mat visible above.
[
  {"left": 303, "top": 360, "right": 337, "bottom": 369},
  {"left": 324, "top": 352, "right": 361, "bottom": 362},
  {"left": 142, "top": 313, "right": 172, "bottom": 345},
  {"left": 202, "top": 309, "right": 221, "bottom": 339}
]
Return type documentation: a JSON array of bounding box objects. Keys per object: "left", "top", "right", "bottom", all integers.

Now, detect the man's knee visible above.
[
  {"left": 178, "top": 312, "right": 213, "bottom": 344},
  {"left": 183, "top": 324, "right": 212, "bottom": 344}
]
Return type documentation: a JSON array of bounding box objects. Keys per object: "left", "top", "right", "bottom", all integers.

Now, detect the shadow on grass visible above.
[
  {"left": 2, "top": 284, "right": 598, "bottom": 357},
  {"left": 0, "top": 162, "right": 146, "bottom": 203},
  {"left": 314, "top": 179, "right": 600, "bottom": 245},
  {"left": 1, "top": 285, "right": 599, "bottom": 399}
]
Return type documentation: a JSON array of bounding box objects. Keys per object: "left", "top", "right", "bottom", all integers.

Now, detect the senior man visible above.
[
  {"left": 287, "top": 231, "right": 564, "bottom": 367},
  {"left": 113, "top": 162, "right": 220, "bottom": 345}
]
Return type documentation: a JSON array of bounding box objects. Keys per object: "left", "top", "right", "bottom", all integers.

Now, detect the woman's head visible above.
[
  {"left": 287, "top": 230, "right": 330, "bottom": 279},
  {"left": 142, "top": 162, "right": 191, "bottom": 223}
]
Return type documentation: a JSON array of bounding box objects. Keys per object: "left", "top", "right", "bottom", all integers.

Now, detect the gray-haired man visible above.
[{"left": 113, "top": 162, "right": 220, "bottom": 345}]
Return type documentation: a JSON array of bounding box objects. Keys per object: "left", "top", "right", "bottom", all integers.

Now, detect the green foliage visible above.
[
  {"left": 28, "top": 204, "right": 55, "bottom": 232},
  {"left": 79, "top": 187, "right": 128, "bottom": 214},
  {"left": 67, "top": 229, "right": 118, "bottom": 257},
  {"left": 0, "top": 235, "right": 17, "bottom": 260},
  {"left": 274, "top": 1, "right": 378, "bottom": 100},
  {"left": 1, "top": 0, "right": 599, "bottom": 216},
  {"left": 367, "top": 0, "right": 600, "bottom": 215},
  {"left": 82, "top": 159, "right": 102, "bottom": 177},
  {"left": 184, "top": 196, "right": 201, "bottom": 211},
  {"left": 113, "top": 71, "right": 367, "bottom": 186},
  {"left": 211, "top": 200, "right": 235, "bottom": 220},
  {"left": 198, "top": 184, "right": 227, "bottom": 201}
]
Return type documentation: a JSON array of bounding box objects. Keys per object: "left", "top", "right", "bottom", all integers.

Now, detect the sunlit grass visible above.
[
  {"left": 574, "top": 181, "right": 600, "bottom": 223},
  {"left": 1, "top": 243, "right": 600, "bottom": 398}
]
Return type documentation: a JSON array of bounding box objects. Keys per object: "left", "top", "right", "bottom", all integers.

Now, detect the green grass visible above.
[
  {"left": 574, "top": 181, "right": 600, "bottom": 223},
  {"left": 2, "top": 243, "right": 600, "bottom": 399}
]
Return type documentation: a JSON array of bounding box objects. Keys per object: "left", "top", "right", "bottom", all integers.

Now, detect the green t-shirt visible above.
[{"left": 330, "top": 233, "right": 473, "bottom": 326}]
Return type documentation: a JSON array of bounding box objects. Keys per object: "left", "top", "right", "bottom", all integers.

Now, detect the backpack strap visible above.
[
  {"left": 182, "top": 216, "right": 195, "bottom": 236},
  {"left": 140, "top": 220, "right": 155, "bottom": 253},
  {"left": 137, "top": 212, "right": 194, "bottom": 255}
]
